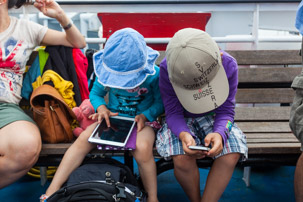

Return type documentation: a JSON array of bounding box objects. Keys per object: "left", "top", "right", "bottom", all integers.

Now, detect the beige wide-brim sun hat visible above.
[{"left": 166, "top": 28, "right": 229, "bottom": 114}]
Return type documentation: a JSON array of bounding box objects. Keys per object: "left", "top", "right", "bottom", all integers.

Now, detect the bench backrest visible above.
[
  {"left": 230, "top": 50, "right": 302, "bottom": 154},
  {"left": 228, "top": 50, "right": 301, "bottom": 65},
  {"left": 233, "top": 50, "right": 302, "bottom": 105}
]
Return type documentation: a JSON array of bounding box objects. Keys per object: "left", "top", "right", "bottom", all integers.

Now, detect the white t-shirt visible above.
[{"left": 0, "top": 16, "right": 47, "bottom": 104}]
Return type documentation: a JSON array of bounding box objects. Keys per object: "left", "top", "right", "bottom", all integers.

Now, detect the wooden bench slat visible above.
[
  {"left": 40, "top": 143, "right": 71, "bottom": 155},
  {"left": 227, "top": 50, "right": 302, "bottom": 65},
  {"left": 247, "top": 139, "right": 299, "bottom": 143},
  {"left": 41, "top": 143, "right": 71, "bottom": 149},
  {"left": 238, "top": 67, "right": 302, "bottom": 83},
  {"left": 236, "top": 88, "right": 294, "bottom": 103},
  {"left": 235, "top": 107, "right": 290, "bottom": 121},
  {"left": 245, "top": 133, "right": 295, "bottom": 139},
  {"left": 40, "top": 143, "right": 126, "bottom": 156},
  {"left": 248, "top": 142, "right": 301, "bottom": 149},
  {"left": 156, "top": 50, "right": 302, "bottom": 66},
  {"left": 40, "top": 142, "right": 301, "bottom": 156},
  {"left": 236, "top": 122, "right": 291, "bottom": 133},
  {"left": 247, "top": 143, "right": 301, "bottom": 154}
]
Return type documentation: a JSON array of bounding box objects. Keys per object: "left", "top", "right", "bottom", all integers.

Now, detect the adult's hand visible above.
[
  {"left": 34, "top": 0, "right": 63, "bottom": 20},
  {"left": 36, "top": 0, "right": 86, "bottom": 48}
]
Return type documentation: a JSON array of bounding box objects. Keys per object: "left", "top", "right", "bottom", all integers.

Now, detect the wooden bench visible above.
[
  {"left": 232, "top": 49, "right": 301, "bottom": 165},
  {"left": 35, "top": 49, "right": 302, "bottom": 186},
  {"left": 231, "top": 50, "right": 302, "bottom": 186},
  {"left": 154, "top": 50, "right": 302, "bottom": 184}
]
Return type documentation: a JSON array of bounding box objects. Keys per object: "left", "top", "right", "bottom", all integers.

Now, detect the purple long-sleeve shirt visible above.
[{"left": 159, "top": 50, "right": 238, "bottom": 145}]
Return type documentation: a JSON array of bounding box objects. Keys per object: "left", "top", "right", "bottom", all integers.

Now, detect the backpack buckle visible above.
[{"left": 116, "top": 183, "right": 126, "bottom": 199}]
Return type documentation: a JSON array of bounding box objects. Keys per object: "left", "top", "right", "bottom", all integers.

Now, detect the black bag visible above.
[{"left": 47, "top": 158, "right": 146, "bottom": 202}]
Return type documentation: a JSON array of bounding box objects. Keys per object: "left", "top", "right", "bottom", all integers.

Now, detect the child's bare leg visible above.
[
  {"left": 172, "top": 155, "right": 201, "bottom": 202},
  {"left": 132, "top": 126, "right": 158, "bottom": 202},
  {"left": 45, "top": 123, "right": 98, "bottom": 196},
  {"left": 201, "top": 153, "right": 240, "bottom": 202}
]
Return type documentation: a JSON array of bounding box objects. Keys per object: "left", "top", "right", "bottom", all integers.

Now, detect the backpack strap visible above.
[
  {"left": 51, "top": 101, "right": 73, "bottom": 141},
  {"left": 66, "top": 187, "right": 115, "bottom": 202}
]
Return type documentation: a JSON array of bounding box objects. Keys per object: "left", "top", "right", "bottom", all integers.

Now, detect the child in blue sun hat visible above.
[
  {"left": 93, "top": 27, "right": 159, "bottom": 89},
  {"left": 42, "top": 28, "right": 164, "bottom": 202}
]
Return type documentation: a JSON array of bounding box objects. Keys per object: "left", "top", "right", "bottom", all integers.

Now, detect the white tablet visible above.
[{"left": 88, "top": 116, "right": 136, "bottom": 147}]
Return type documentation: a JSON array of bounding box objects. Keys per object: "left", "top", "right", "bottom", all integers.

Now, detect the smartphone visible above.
[{"left": 188, "top": 145, "right": 210, "bottom": 151}]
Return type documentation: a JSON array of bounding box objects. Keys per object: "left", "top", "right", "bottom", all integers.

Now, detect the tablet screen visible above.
[{"left": 89, "top": 116, "right": 135, "bottom": 146}]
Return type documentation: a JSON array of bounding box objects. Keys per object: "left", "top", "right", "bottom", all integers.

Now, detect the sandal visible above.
[{"left": 39, "top": 194, "right": 49, "bottom": 202}]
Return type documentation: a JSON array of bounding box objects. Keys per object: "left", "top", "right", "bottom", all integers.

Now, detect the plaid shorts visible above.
[{"left": 156, "top": 114, "right": 248, "bottom": 160}]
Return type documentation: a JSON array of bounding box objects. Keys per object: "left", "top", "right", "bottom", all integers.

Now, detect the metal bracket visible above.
[
  {"left": 242, "top": 166, "right": 251, "bottom": 187},
  {"left": 40, "top": 166, "right": 47, "bottom": 186}
]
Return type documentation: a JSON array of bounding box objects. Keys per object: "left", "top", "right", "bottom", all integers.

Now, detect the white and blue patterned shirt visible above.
[{"left": 0, "top": 16, "right": 47, "bottom": 104}]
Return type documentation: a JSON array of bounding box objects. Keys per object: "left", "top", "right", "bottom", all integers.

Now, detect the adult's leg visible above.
[
  {"left": 295, "top": 152, "right": 303, "bottom": 202},
  {"left": 295, "top": 37, "right": 303, "bottom": 202},
  {"left": 132, "top": 126, "right": 158, "bottom": 202},
  {"left": 45, "top": 123, "right": 97, "bottom": 196},
  {"left": 201, "top": 153, "right": 240, "bottom": 202},
  {"left": 172, "top": 155, "right": 201, "bottom": 202},
  {"left": 0, "top": 121, "right": 41, "bottom": 188}
]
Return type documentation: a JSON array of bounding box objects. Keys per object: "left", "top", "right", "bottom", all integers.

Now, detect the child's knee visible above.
[
  {"left": 220, "top": 153, "right": 241, "bottom": 167},
  {"left": 136, "top": 140, "right": 153, "bottom": 152},
  {"left": 138, "top": 125, "right": 154, "bottom": 137},
  {"left": 136, "top": 126, "right": 155, "bottom": 149},
  {"left": 134, "top": 142, "right": 154, "bottom": 162},
  {"left": 173, "top": 155, "right": 196, "bottom": 171},
  {"left": 133, "top": 142, "right": 154, "bottom": 163}
]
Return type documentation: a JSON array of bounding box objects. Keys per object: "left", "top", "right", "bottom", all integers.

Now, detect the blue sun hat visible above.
[{"left": 93, "top": 28, "right": 160, "bottom": 89}]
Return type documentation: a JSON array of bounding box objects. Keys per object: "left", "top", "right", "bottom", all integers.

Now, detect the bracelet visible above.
[{"left": 61, "top": 22, "right": 73, "bottom": 30}]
